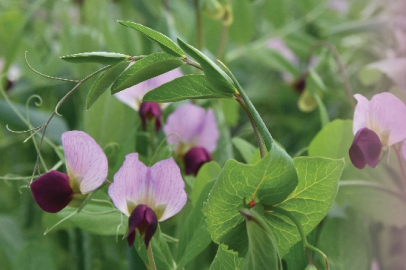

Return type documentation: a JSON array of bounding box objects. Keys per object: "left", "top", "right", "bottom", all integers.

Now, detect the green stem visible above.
[
  {"left": 147, "top": 244, "right": 157, "bottom": 270},
  {"left": 235, "top": 94, "right": 267, "bottom": 158},
  {"left": 270, "top": 207, "right": 330, "bottom": 270},
  {"left": 194, "top": 0, "right": 203, "bottom": 51}
]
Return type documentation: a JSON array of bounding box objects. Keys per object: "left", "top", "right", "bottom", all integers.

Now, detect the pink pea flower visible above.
[
  {"left": 31, "top": 131, "right": 108, "bottom": 213},
  {"left": 349, "top": 93, "right": 406, "bottom": 169},
  {"left": 163, "top": 104, "right": 219, "bottom": 176},
  {"left": 108, "top": 153, "right": 187, "bottom": 247},
  {"left": 114, "top": 68, "right": 183, "bottom": 130}
]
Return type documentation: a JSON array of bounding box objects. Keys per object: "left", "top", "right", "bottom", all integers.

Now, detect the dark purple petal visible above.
[
  {"left": 30, "top": 170, "right": 74, "bottom": 213},
  {"left": 127, "top": 205, "right": 158, "bottom": 247},
  {"left": 184, "top": 147, "right": 213, "bottom": 176},
  {"left": 349, "top": 127, "right": 382, "bottom": 169},
  {"left": 144, "top": 208, "right": 158, "bottom": 248},
  {"left": 139, "top": 102, "right": 162, "bottom": 131}
]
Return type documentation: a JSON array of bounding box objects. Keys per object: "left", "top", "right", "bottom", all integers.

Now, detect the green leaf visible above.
[
  {"left": 317, "top": 210, "right": 372, "bottom": 270},
  {"left": 111, "top": 52, "right": 184, "bottom": 94},
  {"left": 241, "top": 208, "right": 282, "bottom": 270},
  {"left": 232, "top": 137, "right": 257, "bottom": 164},
  {"left": 177, "top": 38, "right": 237, "bottom": 94},
  {"left": 265, "top": 157, "right": 344, "bottom": 256},
  {"left": 209, "top": 245, "right": 244, "bottom": 270},
  {"left": 60, "top": 52, "right": 128, "bottom": 65},
  {"left": 203, "top": 145, "right": 298, "bottom": 256},
  {"left": 118, "top": 20, "right": 184, "bottom": 57},
  {"left": 143, "top": 74, "right": 233, "bottom": 102},
  {"left": 176, "top": 180, "right": 215, "bottom": 269},
  {"left": 191, "top": 162, "right": 222, "bottom": 206},
  {"left": 308, "top": 119, "right": 353, "bottom": 167},
  {"left": 86, "top": 61, "right": 129, "bottom": 109},
  {"left": 43, "top": 202, "right": 127, "bottom": 236}
]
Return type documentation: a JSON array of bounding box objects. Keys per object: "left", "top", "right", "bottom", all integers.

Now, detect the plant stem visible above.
[
  {"left": 235, "top": 94, "right": 267, "bottom": 158},
  {"left": 194, "top": 0, "right": 203, "bottom": 50},
  {"left": 270, "top": 207, "right": 330, "bottom": 270},
  {"left": 216, "top": 25, "right": 229, "bottom": 60},
  {"left": 147, "top": 244, "right": 157, "bottom": 270}
]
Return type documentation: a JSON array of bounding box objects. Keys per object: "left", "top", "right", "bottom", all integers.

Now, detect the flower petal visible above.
[
  {"left": 368, "top": 92, "right": 406, "bottom": 146},
  {"left": 353, "top": 94, "right": 369, "bottom": 134},
  {"left": 184, "top": 147, "right": 213, "bottom": 176},
  {"left": 127, "top": 204, "right": 149, "bottom": 247},
  {"left": 196, "top": 109, "right": 219, "bottom": 152},
  {"left": 144, "top": 207, "right": 158, "bottom": 247},
  {"left": 62, "top": 131, "right": 108, "bottom": 194},
  {"left": 163, "top": 104, "right": 219, "bottom": 153},
  {"left": 366, "top": 58, "right": 406, "bottom": 90},
  {"left": 149, "top": 158, "right": 187, "bottom": 221},
  {"left": 164, "top": 104, "right": 206, "bottom": 151},
  {"left": 108, "top": 153, "right": 149, "bottom": 216},
  {"left": 30, "top": 170, "right": 74, "bottom": 213},
  {"left": 349, "top": 128, "right": 381, "bottom": 169}
]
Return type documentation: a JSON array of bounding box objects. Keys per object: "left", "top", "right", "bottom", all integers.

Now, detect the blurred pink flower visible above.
[
  {"left": 349, "top": 93, "right": 406, "bottom": 169},
  {"left": 31, "top": 131, "right": 108, "bottom": 213},
  {"left": 163, "top": 104, "right": 219, "bottom": 175},
  {"left": 108, "top": 153, "right": 187, "bottom": 247},
  {"left": 328, "top": 0, "right": 349, "bottom": 14}
]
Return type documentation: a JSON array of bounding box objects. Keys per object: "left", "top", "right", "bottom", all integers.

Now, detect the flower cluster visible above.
[
  {"left": 349, "top": 92, "right": 406, "bottom": 169},
  {"left": 31, "top": 131, "right": 187, "bottom": 247}
]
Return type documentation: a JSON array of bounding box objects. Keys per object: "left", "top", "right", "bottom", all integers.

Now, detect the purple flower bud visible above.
[
  {"left": 127, "top": 204, "right": 158, "bottom": 247},
  {"left": 184, "top": 147, "right": 213, "bottom": 176},
  {"left": 349, "top": 127, "right": 382, "bottom": 169},
  {"left": 139, "top": 101, "right": 162, "bottom": 131}
]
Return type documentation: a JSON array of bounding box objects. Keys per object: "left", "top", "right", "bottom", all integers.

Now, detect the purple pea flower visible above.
[
  {"left": 349, "top": 93, "right": 406, "bottom": 169},
  {"left": 163, "top": 104, "right": 219, "bottom": 175},
  {"left": 108, "top": 153, "right": 187, "bottom": 247},
  {"left": 31, "top": 131, "right": 108, "bottom": 213},
  {"left": 114, "top": 68, "right": 183, "bottom": 131}
]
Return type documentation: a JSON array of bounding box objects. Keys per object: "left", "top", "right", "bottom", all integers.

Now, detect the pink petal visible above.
[
  {"left": 163, "top": 104, "right": 219, "bottom": 154},
  {"left": 62, "top": 131, "right": 108, "bottom": 194},
  {"left": 266, "top": 38, "right": 299, "bottom": 65},
  {"left": 30, "top": 170, "right": 74, "bottom": 213},
  {"left": 114, "top": 68, "right": 183, "bottom": 111},
  {"left": 353, "top": 94, "right": 370, "bottom": 134},
  {"left": 368, "top": 92, "right": 406, "bottom": 146},
  {"left": 196, "top": 109, "right": 219, "bottom": 152},
  {"left": 108, "top": 153, "right": 149, "bottom": 216},
  {"left": 149, "top": 158, "right": 187, "bottom": 221}
]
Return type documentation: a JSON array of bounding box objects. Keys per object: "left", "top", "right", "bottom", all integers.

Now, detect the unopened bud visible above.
[{"left": 139, "top": 102, "right": 162, "bottom": 131}]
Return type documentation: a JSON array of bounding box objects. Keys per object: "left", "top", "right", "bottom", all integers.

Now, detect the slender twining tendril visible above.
[
  {"left": 307, "top": 41, "right": 355, "bottom": 110},
  {"left": 23, "top": 52, "right": 113, "bottom": 183}
]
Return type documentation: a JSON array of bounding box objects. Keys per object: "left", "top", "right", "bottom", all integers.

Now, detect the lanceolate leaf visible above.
[
  {"left": 265, "top": 157, "right": 344, "bottom": 256},
  {"left": 143, "top": 74, "right": 233, "bottom": 103},
  {"left": 86, "top": 61, "right": 129, "bottom": 109},
  {"left": 60, "top": 52, "right": 129, "bottom": 65},
  {"left": 110, "top": 52, "right": 184, "bottom": 94},
  {"left": 203, "top": 145, "right": 298, "bottom": 256},
  {"left": 177, "top": 38, "right": 237, "bottom": 95},
  {"left": 209, "top": 245, "right": 244, "bottom": 270},
  {"left": 118, "top": 20, "right": 184, "bottom": 57}
]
